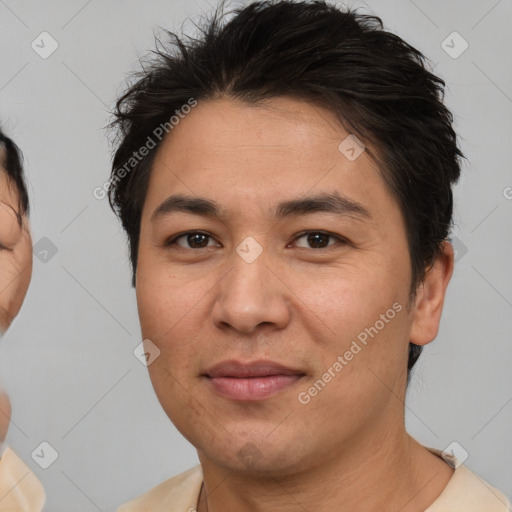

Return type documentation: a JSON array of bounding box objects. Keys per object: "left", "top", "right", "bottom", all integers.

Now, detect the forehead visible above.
[
  {"left": 161, "top": 95, "right": 350, "bottom": 157},
  {"left": 144, "top": 96, "right": 399, "bottom": 224}
]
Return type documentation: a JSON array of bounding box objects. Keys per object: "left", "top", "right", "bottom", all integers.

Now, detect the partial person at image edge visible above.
[{"left": 0, "top": 127, "right": 45, "bottom": 511}]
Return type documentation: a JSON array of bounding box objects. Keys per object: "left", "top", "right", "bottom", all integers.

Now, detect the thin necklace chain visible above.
[{"left": 200, "top": 482, "right": 209, "bottom": 512}]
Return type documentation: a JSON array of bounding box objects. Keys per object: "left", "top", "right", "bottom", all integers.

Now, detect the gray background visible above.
[{"left": 0, "top": 0, "right": 511, "bottom": 510}]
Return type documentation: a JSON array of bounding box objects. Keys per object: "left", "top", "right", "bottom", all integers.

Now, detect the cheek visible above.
[
  {"left": 13, "top": 234, "right": 33, "bottom": 293},
  {"left": 296, "top": 259, "right": 402, "bottom": 336},
  {"left": 147, "top": 356, "right": 221, "bottom": 452},
  {"left": 297, "top": 311, "right": 409, "bottom": 436},
  {"left": 136, "top": 253, "right": 184, "bottom": 337},
  {"left": 296, "top": 263, "right": 410, "bottom": 391},
  {"left": 135, "top": 257, "right": 209, "bottom": 385}
]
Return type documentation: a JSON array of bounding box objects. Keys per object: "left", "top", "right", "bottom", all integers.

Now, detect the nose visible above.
[{"left": 211, "top": 244, "right": 291, "bottom": 335}]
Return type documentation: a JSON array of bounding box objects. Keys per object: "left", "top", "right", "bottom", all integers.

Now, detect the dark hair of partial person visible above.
[
  {"left": 0, "top": 126, "right": 30, "bottom": 222},
  {"left": 107, "top": 0, "right": 464, "bottom": 379}
]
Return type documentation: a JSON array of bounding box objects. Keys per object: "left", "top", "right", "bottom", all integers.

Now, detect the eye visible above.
[
  {"left": 163, "top": 230, "right": 348, "bottom": 251},
  {"left": 165, "top": 231, "right": 219, "bottom": 249},
  {"left": 291, "top": 231, "right": 347, "bottom": 250}
]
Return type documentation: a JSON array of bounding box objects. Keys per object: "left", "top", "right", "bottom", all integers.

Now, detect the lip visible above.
[
  {"left": 203, "top": 359, "right": 306, "bottom": 401},
  {"left": 204, "top": 359, "right": 303, "bottom": 378}
]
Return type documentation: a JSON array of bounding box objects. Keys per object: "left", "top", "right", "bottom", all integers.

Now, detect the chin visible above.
[{"left": 198, "top": 435, "right": 308, "bottom": 475}]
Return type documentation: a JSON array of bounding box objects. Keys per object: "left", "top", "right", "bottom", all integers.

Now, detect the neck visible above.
[{"left": 196, "top": 431, "right": 454, "bottom": 512}]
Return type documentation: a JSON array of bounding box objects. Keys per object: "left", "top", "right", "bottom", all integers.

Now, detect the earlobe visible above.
[{"left": 409, "top": 240, "right": 454, "bottom": 346}]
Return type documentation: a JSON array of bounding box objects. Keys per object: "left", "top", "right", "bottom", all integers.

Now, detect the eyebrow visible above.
[{"left": 151, "top": 192, "right": 372, "bottom": 223}]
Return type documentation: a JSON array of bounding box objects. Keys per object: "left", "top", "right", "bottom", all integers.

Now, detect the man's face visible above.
[
  {"left": 0, "top": 169, "right": 32, "bottom": 335},
  {"left": 136, "top": 96, "right": 424, "bottom": 473}
]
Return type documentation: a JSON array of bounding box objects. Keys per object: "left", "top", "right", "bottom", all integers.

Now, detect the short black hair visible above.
[
  {"left": 0, "top": 126, "right": 29, "bottom": 221},
  {"left": 108, "top": 0, "right": 464, "bottom": 376}
]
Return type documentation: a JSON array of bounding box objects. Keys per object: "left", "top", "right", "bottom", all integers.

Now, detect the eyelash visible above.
[{"left": 164, "top": 230, "right": 348, "bottom": 251}]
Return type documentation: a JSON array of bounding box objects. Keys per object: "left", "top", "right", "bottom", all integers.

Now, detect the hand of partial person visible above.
[{"left": 0, "top": 197, "right": 32, "bottom": 334}]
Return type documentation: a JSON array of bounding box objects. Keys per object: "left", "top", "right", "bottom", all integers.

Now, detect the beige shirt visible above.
[
  {"left": 118, "top": 447, "right": 511, "bottom": 512},
  {"left": 0, "top": 447, "right": 45, "bottom": 512}
]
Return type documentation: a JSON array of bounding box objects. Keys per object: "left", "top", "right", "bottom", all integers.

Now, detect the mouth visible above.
[{"left": 202, "top": 359, "right": 306, "bottom": 401}]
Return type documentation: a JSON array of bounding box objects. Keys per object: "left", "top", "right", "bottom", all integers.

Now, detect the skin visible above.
[
  {"left": 0, "top": 390, "right": 11, "bottom": 448},
  {"left": 136, "top": 96, "right": 455, "bottom": 512},
  {"left": 0, "top": 167, "right": 33, "bottom": 445},
  {"left": 0, "top": 162, "right": 44, "bottom": 510}
]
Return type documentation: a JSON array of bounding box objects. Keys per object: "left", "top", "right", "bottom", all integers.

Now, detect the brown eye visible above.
[
  {"left": 293, "top": 231, "right": 346, "bottom": 249},
  {"left": 166, "top": 231, "right": 218, "bottom": 249}
]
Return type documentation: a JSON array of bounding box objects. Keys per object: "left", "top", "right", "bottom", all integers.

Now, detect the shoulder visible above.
[
  {"left": 425, "top": 449, "right": 510, "bottom": 512},
  {"left": 0, "top": 447, "right": 46, "bottom": 511},
  {"left": 117, "top": 464, "right": 203, "bottom": 512}
]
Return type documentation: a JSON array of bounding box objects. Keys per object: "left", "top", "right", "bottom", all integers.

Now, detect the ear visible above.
[{"left": 409, "top": 240, "right": 454, "bottom": 346}]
